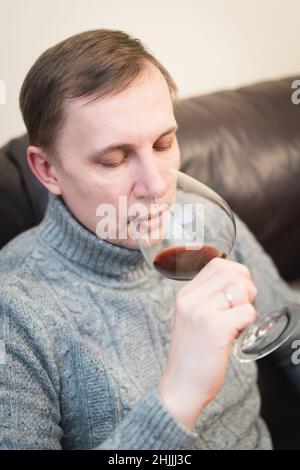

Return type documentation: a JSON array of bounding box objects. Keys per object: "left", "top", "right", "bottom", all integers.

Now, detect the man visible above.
[{"left": 0, "top": 29, "right": 298, "bottom": 449}]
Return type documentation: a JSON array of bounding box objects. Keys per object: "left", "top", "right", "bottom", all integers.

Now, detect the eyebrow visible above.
[{"left": 87, "top": 125, "right": 178, "bottom": 160}]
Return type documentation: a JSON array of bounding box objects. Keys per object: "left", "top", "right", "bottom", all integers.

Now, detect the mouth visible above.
[
  {"left": 134, "top": 211, "right": 169, "bottom": 236},
  {"left": 139, "top": 209, "right": 164, "bottom": 222},
  {"left": 127, "top": 202, "right": 170, "bottom": 225},
  {"left": 127, "top": 209, "right": 170, "bottom": 240}
]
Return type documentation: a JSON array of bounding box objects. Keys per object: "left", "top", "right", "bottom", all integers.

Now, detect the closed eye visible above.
[
  {"left": 100, "top": 155, "right": 129, "bottom": 167},
  {"left": 153, "top": 139, "right": 174, "bottom": 151}
]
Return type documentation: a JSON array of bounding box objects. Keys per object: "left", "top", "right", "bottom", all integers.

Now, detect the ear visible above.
[{"left": 27, "top": 145, "right": 62, "bottom": 196}]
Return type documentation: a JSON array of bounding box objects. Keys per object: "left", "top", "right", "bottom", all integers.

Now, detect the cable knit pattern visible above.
[{"left": 1, "top": 193, "right": 298, "bottom": 449}]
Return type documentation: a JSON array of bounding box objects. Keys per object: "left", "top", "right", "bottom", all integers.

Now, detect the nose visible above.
[{"left": 132, "top": 158, "right": 169, "bottom": 201}]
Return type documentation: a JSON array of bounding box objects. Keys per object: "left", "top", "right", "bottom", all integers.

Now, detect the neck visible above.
[{"left": 38, "top": 194, "right": 155, "bottom": 286}]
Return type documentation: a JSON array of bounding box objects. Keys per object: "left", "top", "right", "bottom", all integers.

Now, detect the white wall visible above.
[{"left": 0, "top": 0, "right": 299, "bottom": 146}]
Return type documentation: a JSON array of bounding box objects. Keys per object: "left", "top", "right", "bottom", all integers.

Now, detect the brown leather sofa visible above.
[{"left": 1, "top": 75, "right": 300, "bottom": 448}]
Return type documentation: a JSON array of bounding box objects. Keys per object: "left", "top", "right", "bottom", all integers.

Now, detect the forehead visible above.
[{"left": 61, "top": 64, "right": 176, "bottom": 147}]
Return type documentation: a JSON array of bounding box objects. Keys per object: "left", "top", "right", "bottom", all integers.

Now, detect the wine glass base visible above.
[{"left": 233, "top": 303, "right": 300, "bottom": 362}]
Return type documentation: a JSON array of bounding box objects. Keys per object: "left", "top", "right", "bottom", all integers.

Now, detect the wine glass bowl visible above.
[{"left": 130, "top": 169, "right": 236, "bottom": 281}]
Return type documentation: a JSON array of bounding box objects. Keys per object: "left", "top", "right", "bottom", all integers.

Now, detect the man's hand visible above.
[{"left": 158, "top": 257, "right": 257, "bottom": 430}]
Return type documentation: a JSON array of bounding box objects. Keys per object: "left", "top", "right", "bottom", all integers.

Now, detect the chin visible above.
[{"left": 104, "top": 236, "right": 140, "bottom": 250}]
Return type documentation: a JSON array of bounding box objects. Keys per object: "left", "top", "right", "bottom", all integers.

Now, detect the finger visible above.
[
  {"left": 183, "top": 268, "right": 257, "bottom": 306},
  {"left": 181, "top": 257, "right": 252, "bottom": 294},
  {"left": 218, "top": 303, "right": 257, "bottom": 341},
  {"left": 195, "top": 281, "right": 257, "bottom": 313}
]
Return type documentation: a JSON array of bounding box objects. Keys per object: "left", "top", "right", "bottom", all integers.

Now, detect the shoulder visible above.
[
  {"left": 0, "top": 226, "right": 40, "bottom": 277},
  {"left": 230, "top": 212, "right": 265, "bottom": 264},
  {"left": 0, "top": 252, "right": 69, "bottom": 383},
  {"left": 0, "top": 227, "right": 69, "bottom": 339},
  {"left": 0, "top": 227, "right": 48, "bottom": 313}
]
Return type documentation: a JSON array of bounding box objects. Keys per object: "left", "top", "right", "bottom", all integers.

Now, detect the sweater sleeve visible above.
[
  {"left": 95, "top": 384, "right": 198, "bottom": 450},
  {"left": 0, "top": 288, "right": 198, "bottom": 450},
  {"left": 231, "top": 214, "right": 300, "bottom": 391},
  {"left": 232, "top": 213, "right": 300, "bottom": 316},
  {"left": 0, "top": 289, "right": 63, "bottom": 449}
]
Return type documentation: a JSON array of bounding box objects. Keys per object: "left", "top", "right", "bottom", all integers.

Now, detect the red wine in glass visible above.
[{"left": 154, "top": 244, "right": 226, "bottom": 280}]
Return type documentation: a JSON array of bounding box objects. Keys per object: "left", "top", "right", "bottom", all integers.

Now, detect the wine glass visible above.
[{"left": 129, "top": 169, "right": 300, "bottom": 362}]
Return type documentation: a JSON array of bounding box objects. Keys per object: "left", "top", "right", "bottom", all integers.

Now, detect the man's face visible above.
[{"left": 51, "top": 63, "right": 180, "bottom": 249}]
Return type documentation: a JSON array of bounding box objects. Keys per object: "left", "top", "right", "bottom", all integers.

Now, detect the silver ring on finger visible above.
[{"left": 223, "top": 290, "right": 234, "bottom": 309}]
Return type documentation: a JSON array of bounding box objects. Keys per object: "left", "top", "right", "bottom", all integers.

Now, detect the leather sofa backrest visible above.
[{"left": 1, "top": 76, "right": 300, "bottom": 280}]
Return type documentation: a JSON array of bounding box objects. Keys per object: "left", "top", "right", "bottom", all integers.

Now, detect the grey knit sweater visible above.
[{"left": 0, "top": 193, "right": 298, "bottom": 450}]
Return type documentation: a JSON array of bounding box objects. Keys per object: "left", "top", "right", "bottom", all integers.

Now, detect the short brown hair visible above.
[{"left": 19, "top": 29, "right": 178, "bottom": 159}]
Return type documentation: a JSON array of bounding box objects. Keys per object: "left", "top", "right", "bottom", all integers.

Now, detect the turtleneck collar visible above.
[{"left": 38, "top": 194, "right": 154, "bottom": 284}]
